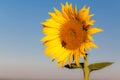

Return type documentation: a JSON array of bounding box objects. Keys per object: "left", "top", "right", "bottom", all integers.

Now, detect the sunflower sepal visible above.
[{"left": 64, "top": 63, "right": 84, "bottom": 69}]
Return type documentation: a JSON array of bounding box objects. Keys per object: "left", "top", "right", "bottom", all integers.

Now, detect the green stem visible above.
[{"left": 83, "top": 56, "right": 89, "bottom": 80}]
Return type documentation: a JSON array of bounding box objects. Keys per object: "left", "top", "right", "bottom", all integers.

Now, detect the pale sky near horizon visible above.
[{"left": 0, "top": 0, "right": 120, "bottom": 80}]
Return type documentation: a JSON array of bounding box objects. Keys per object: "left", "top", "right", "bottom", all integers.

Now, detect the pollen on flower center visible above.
[
  {"left": 69, "top": 29, "right": 77, "bottom": 39},
  {"left": 60, "top": 20, "right": 87, "bottom": 50}
]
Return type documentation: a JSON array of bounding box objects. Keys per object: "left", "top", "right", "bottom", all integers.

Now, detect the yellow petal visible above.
[
  {"left": 84, "top": 43, "right": 91, "bottom": 50},
  {"left": 89, "top": 42, "right": 98, "bottom": 48},
  {"left": 41, "top": 35, "right": 58, "bottom": 42},
  {"left": 61, "top": 3, "right": 65, "bottom": 12},
  {"left": 88, "top": 27, "right": 103, "bottom": 35},
  {"left": 74, "top": 49, "right": 80, "bottom": 67},
  {"left": 87, "top": 35, "right": 94, "bottom": 41},
  {"left": 61, "top": 2, "right": 71, "bottom": 20},
  {"left": 78, "top": 5, "right": 86, "bottom": 17},
  {"left": 62, "top": 58, "right": 67, "bottom": 68},
  {"left": 87, "top": 20, "right": 96, "bottom": 26},
  {"left": 68, "top": 53, "right": 73, "bottom": 67},
  {"left": 80, "top": 5, "right": 86, "bottom": 13},
  {"left": 69, "top": 3, "right": 72, "bottom": 10},
  {"left": 51, "top": 47, "right": 66, "bottom": 61},
  {"left": 74, "top": 5, "right": 77, "bottom": 14},
  {"left": 65, "top": 2, "right": 69, "bottom": 9},
  {"left": 81, "top": 7, "right": 90, "bottom": 20},
  {"left": 57, "top": 49, "right": 70, "bottom": 63},
  {"left": 57, "top": 62, "right": 61, "bottom": 68},
  {"left": 62, "top": 10, "right": 69, "bottom": 20},
  {"left": 48, "top": 12, "right": 66, "bottom": 24},
  {"left": 44, "top": 46, "right": 54, "bottom": 56},
  {"left": 80, "top": 52, "right": 85, "bottom": 57},
  {"left": 42, "top": 27, "right": 60, "bottom": 35},
  {"left": 44, "top": 44, "right": 62, "bottom": 56},
  {"left": 85, "top": 7, "right": 90, "bottom": 15},
  {"left": 89, "top": 14, "right": 94, "bottom": 19},
  {"left": 80, "top": 44, "right": 85, "bottom": 53},
  {"left": 54, "top": 7, "right": 62, "bottom": 16},
  {"left": 44, "top": 38, "right": 61, "bottom": 47},
  {"left": 41, "top": 19, "right": 61, "bottom": 29}
]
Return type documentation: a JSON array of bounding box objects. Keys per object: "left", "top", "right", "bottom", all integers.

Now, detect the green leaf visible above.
[
  {"left": 64, "top": 63, "right": 84, "bottom": 69},
  {"left": 88, "top": 62, "right": 113, "bottom": 72}
]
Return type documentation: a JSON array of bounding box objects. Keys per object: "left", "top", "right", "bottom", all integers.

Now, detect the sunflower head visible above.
[{"left": 41, "top": 2, "right": 103, "bottom": 68}]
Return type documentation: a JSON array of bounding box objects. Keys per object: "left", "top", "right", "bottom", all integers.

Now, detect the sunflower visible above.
[{"left": 41, "top": 2, "right": 103, "bottom": 68}]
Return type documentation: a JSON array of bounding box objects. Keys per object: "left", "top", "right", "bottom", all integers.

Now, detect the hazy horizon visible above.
[{"left": 0, "top": 0, "right": 120, "bottom": 80}]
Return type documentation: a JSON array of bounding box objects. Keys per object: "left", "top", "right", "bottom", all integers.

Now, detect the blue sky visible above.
[{"left": 0, "top": 0, "right": 120, "bottom": 80}]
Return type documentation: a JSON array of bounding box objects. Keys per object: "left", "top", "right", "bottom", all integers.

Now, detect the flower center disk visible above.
[{"left": 60, "top": 20, "right": 87, "bottom": 50}]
